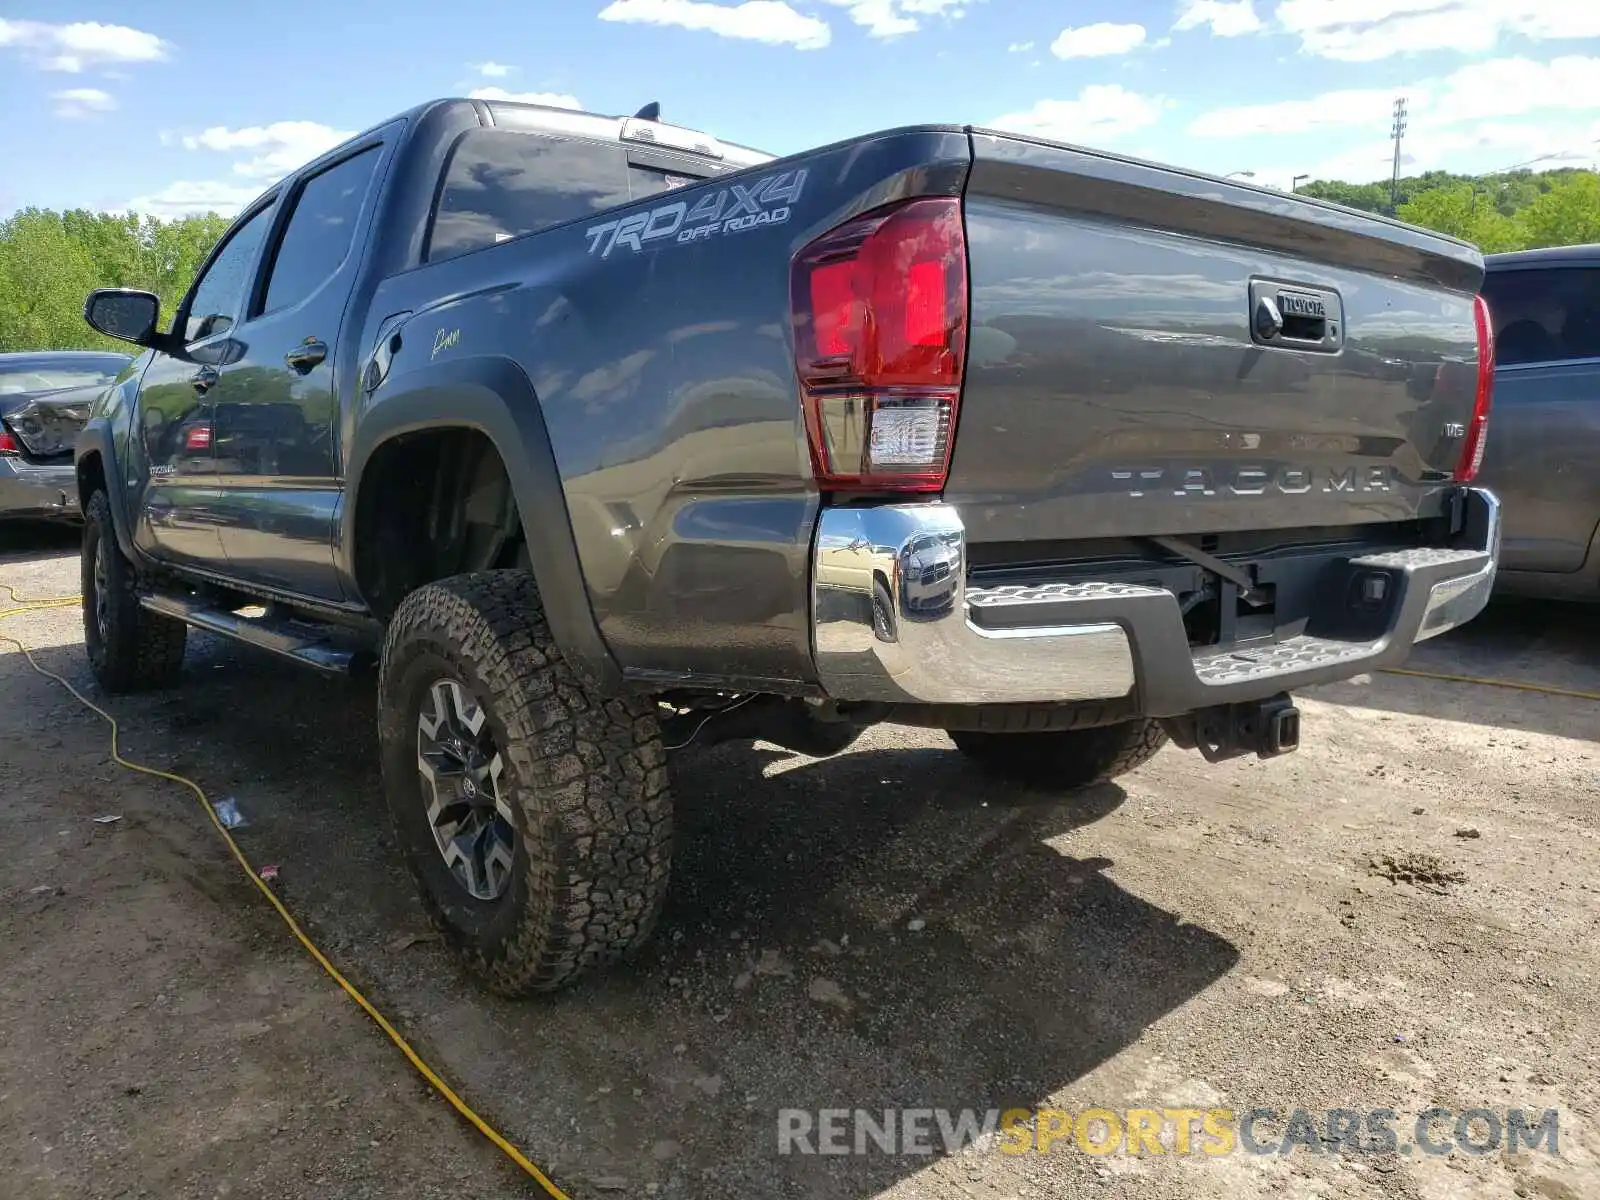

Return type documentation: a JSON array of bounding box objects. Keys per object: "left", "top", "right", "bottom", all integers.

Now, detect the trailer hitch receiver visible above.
[{"left": 1162, "top": 692, "right": 1301, "bottom": 763}]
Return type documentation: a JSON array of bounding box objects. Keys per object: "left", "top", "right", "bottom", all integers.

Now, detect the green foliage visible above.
[
  {"left": 1394, "top": 186, "right": 1522, "bottom": 253},
  {"left": 0, "top": 208, "right": 230, "bottom": 354},
  {"left": 1512, "top": 172, "right": 1600, "bottom": 249},
  {"left": 1300, "top": 166, "right": 1600, "bottom": 253}
]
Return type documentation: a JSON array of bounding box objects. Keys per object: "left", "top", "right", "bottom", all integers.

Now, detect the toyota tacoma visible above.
[{"left": 76, "top": 96, "right": 1499, "bottom": 993}]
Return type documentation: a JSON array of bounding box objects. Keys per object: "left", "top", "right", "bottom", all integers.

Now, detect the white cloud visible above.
[
  {"left": 989, "top": 85, "right": 1166, "bottom": 145},
  {"left": 52, "top": 87, "right": 116, "bottom": 118},
  {"left": 1050, "top": 22, "right": 1147, "bottom": 59},
  {"left": 1275, "top": 0, "right": 1600, "bottom": 63},
  {"left": 817, "top": 0, "right": 976, "bottom": 39},
  {"left": 472, "top": 60, "right": 512, "bottom": 77},
  {"left": 598, "top": 0, "right": 831, "bottom": 49},
  {"left": 1191, "top": 55, "right": 1600, "bottom": 139},
  {"left": 0, "top": 18, "right": 168, "bottom": 72},
  {"left": 1173, "top": 0, "right": 1262, "bottom": 37},
  {"left": 1189, "top": 86, "right": 1405, "bottom": 136},
  {"left": 182, "top": 121, "right": 354, "bottom": 181},
  {"left": 1202, "top": 56, "right": 1600, "bottom": 186},
  {"left": 1431, "top": 54, "right": 1600, "bottom": 124},
  {"left": 467, "top": 86, "right": 583, "bottom": 108},
  {"left": 125, "top": 179, "right": 261, "bottom": 220},
  {"left": 1007, "top": 40, "right": 1034, "bottom": 52}
]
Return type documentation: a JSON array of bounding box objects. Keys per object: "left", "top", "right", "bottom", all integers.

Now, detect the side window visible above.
[
  {"left": 185, "top": 203, "right": 275, "bottom": 343},
  {"left": 1483, "top": 267, "right": 1600, "bottom": 367},
  {"left": 429, "top": 130, "right": 633, "bottom": 262},
  {"left": 259, "top": 147, "right": 382, "bottom": 316}
]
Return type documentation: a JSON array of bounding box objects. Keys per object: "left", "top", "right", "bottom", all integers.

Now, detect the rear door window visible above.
[
  {"left": 428, "top": 130, "right": 714, "bottom": 262},
  {"left": 429, "top": 131, "right": 633, "bottom": 262},
  {"left": 1482, "top": 267, "right": 1600, "bottom": 366}
]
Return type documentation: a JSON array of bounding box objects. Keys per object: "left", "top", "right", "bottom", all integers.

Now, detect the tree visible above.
[
  {"left": 1514, "top": 173, "right": 1600, "bottom": 249},
  {"left": 1396, "top": 185, "right": 1522, "bottom": 252},
  {"left": 1297, "top": 179, "right": 1389, "bottom": 213},
  {"left": 0, "top": 207, "right": 231, "bottom": 353}
]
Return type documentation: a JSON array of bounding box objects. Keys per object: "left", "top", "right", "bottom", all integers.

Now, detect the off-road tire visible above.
[
  {"left": 377, "top": 570, "right": 672, "bottom": 995},
  {"left": 948, "top": 718, "right": 1168, "bottom": 790},
  {"left": 81, "top": 490, "right": 186, "bottom": 693}
]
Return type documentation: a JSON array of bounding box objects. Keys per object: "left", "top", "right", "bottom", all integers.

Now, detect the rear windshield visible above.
[
  {"left": 428, "top": 129, "right": 705, "bottom": 263},
  {"left": 1482, "top": 267, "right": 1600, "bottom": 367},
  {"left": 0, "top": 357, "right": 126, "bottom": 395}
]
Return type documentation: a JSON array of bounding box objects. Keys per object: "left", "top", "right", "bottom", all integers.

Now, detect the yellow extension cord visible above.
[
  {"left": 2, "top": 584, "right": 1596, "bottom": 1198},
  {"left": 0, "top": 583, "right": 570, "bottom": 1200},
  {"left": 1379, "top": 665, "right": 1600, "bottom": 703}
]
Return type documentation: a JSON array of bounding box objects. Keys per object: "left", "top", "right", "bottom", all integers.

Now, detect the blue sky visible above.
[{"left": 2, "top": 0, "right": 1598, "bottom": 218}]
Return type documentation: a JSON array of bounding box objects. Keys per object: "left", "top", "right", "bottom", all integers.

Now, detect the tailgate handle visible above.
[{"left": 1249, "top": 280, "right": 1342, "bottom": 353}]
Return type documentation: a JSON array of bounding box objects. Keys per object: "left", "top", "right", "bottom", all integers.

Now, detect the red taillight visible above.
[
  {"left": 1455, "top": 293, "right": 1494, "bottom": 483},
  {"left": 791, "top": 196, "right": 968, "bottom": 492},
  {"left": 0, "top": 429, "right": 18, "bottom": 456},
  {"left": 184, "top": 424, "right": 212, "bottom": 451}
]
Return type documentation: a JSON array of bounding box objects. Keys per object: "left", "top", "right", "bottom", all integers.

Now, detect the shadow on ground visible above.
[
  {"left": 1307, "top": 597, "right": 1600, "bottom": 739},
  {"left": 5, "top": 634, "right": 1239, "bottom": 1199},
  {"left": 0, "top": 520, "right": 80, "bottom": 565}
]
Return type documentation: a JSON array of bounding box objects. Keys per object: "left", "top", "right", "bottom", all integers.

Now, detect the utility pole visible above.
[{"left": 1389, "top": 96, "right": 1408, "bottom": 213}]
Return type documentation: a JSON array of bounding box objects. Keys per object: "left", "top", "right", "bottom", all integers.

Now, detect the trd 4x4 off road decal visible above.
[{"left": 585, "top": 169, "right": 808, "bottom": 258}]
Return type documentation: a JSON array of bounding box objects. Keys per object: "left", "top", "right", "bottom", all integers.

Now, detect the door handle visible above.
[
  {"left": 190, "top": 366, "right": 219, "bottom": 395},
  {"left": 1247, "top": 279, "right": 1342, "bottom": 353},
  {"left": 285, "top": 339, "right": 328, "bottom": 374}
]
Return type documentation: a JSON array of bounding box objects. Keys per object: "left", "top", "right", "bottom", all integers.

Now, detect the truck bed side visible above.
[{"left": 362, "top": 127, "right": 972, "bottom": 692}]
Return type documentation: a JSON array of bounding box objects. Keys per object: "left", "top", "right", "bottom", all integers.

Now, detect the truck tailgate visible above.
[{"left": 945, "top": 131, "right": 1487, "bottom": 548}]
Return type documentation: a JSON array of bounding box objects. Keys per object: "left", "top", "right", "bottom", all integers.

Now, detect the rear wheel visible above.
[
  {"left": 81, "top": 490, "right": 186, "bottom": 693},
  {"left": 948, "top": 719, "right": 1168, "bottom": 790},
  {"left": 377, "top": 570, "right": 672, "bottom": 995}
]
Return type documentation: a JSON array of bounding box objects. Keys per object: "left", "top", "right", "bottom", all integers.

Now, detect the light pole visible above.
[
  {"left": 1292, "top": 173, "right": 1309, "bottom": 192},
  {"left": 1390, "top": 96, "right": 1408, "bottom": 213}
]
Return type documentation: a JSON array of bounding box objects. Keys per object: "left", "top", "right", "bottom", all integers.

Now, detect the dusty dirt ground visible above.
[{"left": 2, "top": 523, "right": 1598, "bottom": 1200}]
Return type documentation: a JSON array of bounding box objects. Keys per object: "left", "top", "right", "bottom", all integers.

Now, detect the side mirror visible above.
[{"left": 85, "top": 288, "right": 161, "bottom": 346}]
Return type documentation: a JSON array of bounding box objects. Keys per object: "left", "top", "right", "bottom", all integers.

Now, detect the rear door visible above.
[
  {"left": 1478, "top": 263, "right": 1600, "bottom": 573},
  {"left": 132, "top": 199, "right": 276, "bottom": 569},
  {"left": 206, "top": 138, "right": 388, "bottom": 600}
]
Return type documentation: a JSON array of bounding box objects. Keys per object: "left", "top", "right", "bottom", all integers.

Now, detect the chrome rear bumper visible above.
[{"left": 810, "top": 489, "right": 1500, "bottom": 716}]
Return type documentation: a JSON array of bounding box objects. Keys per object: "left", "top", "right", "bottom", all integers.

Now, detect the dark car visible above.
[
  {"left": 1478, "top": 245, "right": 1600, "bottom": 601},
  {"left": 1, "top": 350, "right": 131, "bottom": 522}
]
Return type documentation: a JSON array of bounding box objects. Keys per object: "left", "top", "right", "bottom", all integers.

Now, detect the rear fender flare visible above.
[{"left": 342, "top": 354, "right": 622, "bottom": 694}]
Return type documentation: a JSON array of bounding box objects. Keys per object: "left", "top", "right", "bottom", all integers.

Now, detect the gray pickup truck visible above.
[{"left": 77, "top": 96, "right": 1499, "bottom": 993}]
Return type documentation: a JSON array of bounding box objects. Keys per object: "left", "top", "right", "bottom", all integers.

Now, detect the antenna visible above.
[
  {"left": 633, "top": 101, "right": 661, "bottom": 122},
  {"left": 1389, "top": 96, "right": 1408, "bottom": 213}
]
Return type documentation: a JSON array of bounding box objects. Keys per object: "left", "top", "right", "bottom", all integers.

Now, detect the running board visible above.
[{"left": 139, "top": 593, "right": 369, "bottom": 676}]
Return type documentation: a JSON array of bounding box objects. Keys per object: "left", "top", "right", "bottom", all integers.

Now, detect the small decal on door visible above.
[{"left": 432, "top": 328, "right": 460, "bottom": 360}]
